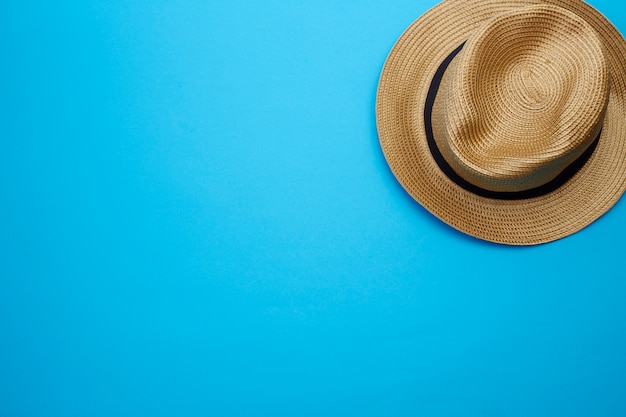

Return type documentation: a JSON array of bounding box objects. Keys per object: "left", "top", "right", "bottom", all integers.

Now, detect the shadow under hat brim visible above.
[{"left": 376, "top": 0, "right": 626, "bottom": 245}]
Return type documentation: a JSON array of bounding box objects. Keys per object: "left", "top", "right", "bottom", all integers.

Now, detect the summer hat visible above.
[{"left": 376, "top": 0, "right": 626, "bottom": 245}]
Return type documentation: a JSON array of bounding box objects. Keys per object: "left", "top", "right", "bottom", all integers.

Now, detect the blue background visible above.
[{"left": 1, "top": 1, "right": 625, "bottom": 416}]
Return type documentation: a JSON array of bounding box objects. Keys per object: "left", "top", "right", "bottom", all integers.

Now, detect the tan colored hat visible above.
[{"left": 376, "top": 0, "right": 626, "bottom": 245}]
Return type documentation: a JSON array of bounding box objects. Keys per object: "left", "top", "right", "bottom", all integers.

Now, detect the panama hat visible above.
[{"left": 376, "top": 0, "right": 626, "bottom": 245}]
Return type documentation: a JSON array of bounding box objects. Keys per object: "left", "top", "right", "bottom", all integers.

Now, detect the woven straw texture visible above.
[{"left": 376, "top": 0, "right": 626, "bottom": 245}]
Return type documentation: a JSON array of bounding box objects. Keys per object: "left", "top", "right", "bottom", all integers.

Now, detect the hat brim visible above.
[{"left": 376, "top": 0, "right": 626, "bottom": 245}]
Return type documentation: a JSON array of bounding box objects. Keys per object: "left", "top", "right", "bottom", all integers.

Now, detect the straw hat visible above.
[{"left": 376, "top": 0, "right": 626, "bottom": 245}]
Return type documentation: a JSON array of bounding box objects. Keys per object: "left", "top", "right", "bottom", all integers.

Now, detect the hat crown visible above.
[{"left": 436, "top": 5, "right": 608, "bottom": 192}]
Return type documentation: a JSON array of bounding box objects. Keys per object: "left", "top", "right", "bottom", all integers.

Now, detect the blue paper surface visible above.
[{"left": 1, "top": 1, "right": 625, "bottom": 416}]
